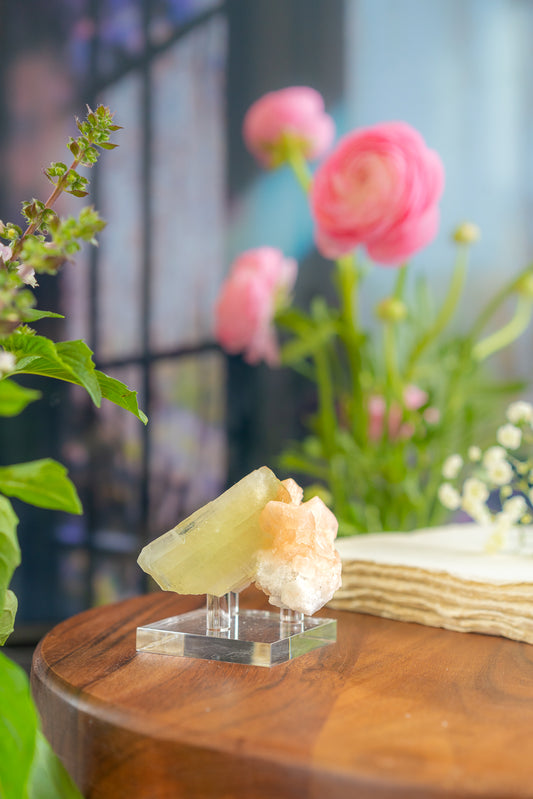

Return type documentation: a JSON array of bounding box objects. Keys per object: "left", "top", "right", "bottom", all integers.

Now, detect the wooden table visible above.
[{"left": 31, "top": 589, "right": 533, "bottom": 799}]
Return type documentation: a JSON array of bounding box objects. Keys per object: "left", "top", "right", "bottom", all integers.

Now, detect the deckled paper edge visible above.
[{"left": 335, "top": 523, "right": 533, "bottom": 585}]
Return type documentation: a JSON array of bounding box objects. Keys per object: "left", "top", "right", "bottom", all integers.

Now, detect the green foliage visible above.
[
  {"left": 0, "top": 379, "right": 41, "bottom": 416},
  {"left": 96, "top": 371, "right": 148, "bottom": 425},
  {"left": 0, "top": 495, "right": 20, "bottom": 603},
  {"left": 2, "top": 332, "right": 147, "bottom": 422},
  {"left": 0, "top": 104, "right": 120, "bottom": 330},
  {"left": 0, "top": 653, "right": 82, "bottom": 798},
  {"left": 28, "top": 731, "right": 83, "bottom": 799},
  {"left": 0, "top": 103, "right": 144, "bottom": 795},
  {"left": 0, "top": 589, "right": 17, "bottom": 645},
  {"left": 0, "top": 460, "right": 82, "bottom": 514}
]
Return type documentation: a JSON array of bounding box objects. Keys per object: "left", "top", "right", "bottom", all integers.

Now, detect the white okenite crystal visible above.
[{"left": 255, "top": 484, "right": 342, "bottom": 615}]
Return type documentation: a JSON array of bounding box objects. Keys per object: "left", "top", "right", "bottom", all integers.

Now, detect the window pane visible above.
[
  {"left": 148, "top": 352, "right": 226, "bottom": 538},
  {"left": 150, "top": 16, "right": 227, "bottom": 349},
  {"left": 97, "top": 0, "right": 144, "bottom": 77},
  {"left": 97, "top": 75, "right": 144, "bottom": 359},
  {"left": 62, "top": 366, "right": 145, "bottom": 538},
  {"left": 149, "top": 0, "right": 223, "bottom": 46},
  {"left": 92, "top": 552, "right": 142, "bottom": 605}
]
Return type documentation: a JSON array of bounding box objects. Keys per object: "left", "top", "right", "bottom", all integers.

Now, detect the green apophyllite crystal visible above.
[{"left": 137, "top": 466, "right": 288, "bottom": 597}]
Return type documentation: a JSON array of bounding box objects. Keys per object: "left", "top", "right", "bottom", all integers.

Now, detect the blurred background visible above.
[{"left": 1, "top": 0, "right": 532, "bottom": 656}]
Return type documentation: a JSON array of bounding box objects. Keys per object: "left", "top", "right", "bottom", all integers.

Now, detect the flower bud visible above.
[
  {"left": 514, "top": 272, "right": 533, "bottom": 299},
  {"left": 452, "top": 222, "right": 480, "bottom": 245},
  {"left": 375, "top": 297, "right": 407, "bottom": 323}
]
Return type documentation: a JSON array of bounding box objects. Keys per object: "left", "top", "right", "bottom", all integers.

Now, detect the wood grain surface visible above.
[{"left": 31, "top": 589, "right": 533, "bottom": 799}]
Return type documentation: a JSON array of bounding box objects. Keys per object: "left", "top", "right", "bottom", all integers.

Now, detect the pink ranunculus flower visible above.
[
  {"left": 215, "top": 247, "right": 297, "bottom": 366},
  {"left": 310, "top": 121, "right": 444, "bottom": 265},
  {"left": 243, "top": 87, "right": 335, "bottom": 169}
]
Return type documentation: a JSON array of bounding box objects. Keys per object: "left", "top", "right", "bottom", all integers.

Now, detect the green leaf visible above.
[
  {"left": 56, "top": 341, "right": 101, "bottom": 406},
  {"left": 0, "top": 460, "right": 82, "bottom": 515},
  {"left": 0, "top": 589, "right": 17, "bottom": 644},
  {"left": 280, "top": 320, "right": 338, "bottom": 366},
  {"left": 5, "top": 333, "right": 102, "bottom": 407},
  {"left": 0, "top": 652, "right": 38, "bottom": 797},
  {"left": 27, "top": 731, "right": 82, "bottom": 799},
  {"left": 96, "top": 371, "right": 148, "bottom": 424},
  {"left": 0, "top": 379, "right": 41, "bottom": 417},
  {"left": 0, "top": 495, "right": 20, "bottom": 599},
  {"left": 4, "top": 333, "right": 147, "bottom": 422},
  {"left": 0, "top": 653, "right": 82, "bottom": 799},
  {"left": 21, "top": 310, "right": 64, "bottom": 323}
]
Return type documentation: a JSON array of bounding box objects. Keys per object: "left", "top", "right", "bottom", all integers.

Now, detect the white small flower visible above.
[
  {"left": 486, "top": 511, "right": 515, "bottom": 553},
  {"left": 461, "top": 495, "right": 491, "bottom": 525},
  {"left": 486, "top": 459, "right": 513, "bottom": 486},
  {"left": 493, "top": 511, "right": 514, "bottom": 531},
  {"left": 463, "top": 477, "right": 489, "bottom": 503},
  {"left": 442, "top": 454, "right": 463, "bottom": 480},
  {"left": 506, "top": 400, "right": 533, "bottom": 425},
  {"left": 482, "top": 446, "right": 507, "bottom": 467},
  {"left": 502, "top": 495, "right": 527, "bottom": 523},
  {"left": 17, "top": 263, "right": 38, "bottom": 288},
  {"left": 0, "top": 350, "right": 16, "bottom": 376},
  {"left": 0, "top": 243, "right": 13, "bottom": 263},
  {"left": 496, "top": 423, "right": 522, "bottom": 450},
  {"left": 438, "top": 483, "right": 461, "bottom": 510},
  {"left": 468, "top": 445, "right": 482, "bottom": 462}
]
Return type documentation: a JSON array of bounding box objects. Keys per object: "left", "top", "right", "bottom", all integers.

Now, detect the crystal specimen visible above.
[
  {"left": 138, "top": 466, "right": 289, "bottom": 597},
  {"left": 255, "top": 489, "right": 342, "bottom": 616}
]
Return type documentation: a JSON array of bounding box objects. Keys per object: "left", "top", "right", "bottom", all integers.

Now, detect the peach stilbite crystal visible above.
[{"left": 255, "top": 482, "right": 342, "bottom": 615}]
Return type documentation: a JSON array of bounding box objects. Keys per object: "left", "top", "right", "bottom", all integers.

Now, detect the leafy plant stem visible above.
[{"left": 11, "top": 155, "right": 83, "bottom": 261}]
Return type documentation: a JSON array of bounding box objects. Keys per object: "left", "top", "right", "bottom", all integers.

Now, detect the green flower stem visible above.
[
  {"left": 314, "top": 348, "right": 346, "bottom": 508},
  {"left": 468, "top": 264, "right": 533, "bottom": 341},
  {"left": 385, "top": 264, "right": 408, "bottom": 401},
  {"left": 312, "top": 346, "right": 337, "bottom": 459},
  {"left": 384, "top": 321, "right": 402, "bottom": 400},
  {"left": 336, "top": 253, "right": 364, "bottom": 438},
  {"left": 393, "top": 263, "right": 408, "bottom": 299},
  {"left": 406, "top": 244, "right": 469, "bottom": 379},
  {"left": 286, "top": 147, "right": 312, "bottom": 193},
  {"left": 472, "top": 294, "right": 533, "bottom": 362}
]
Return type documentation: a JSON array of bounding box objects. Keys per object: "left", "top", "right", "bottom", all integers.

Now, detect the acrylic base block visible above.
[{"left": 136, "top": 600, "right": 337, "bottom": 667}]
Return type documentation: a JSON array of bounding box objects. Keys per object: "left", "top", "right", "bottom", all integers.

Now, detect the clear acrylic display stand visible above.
[{"left": 136, "top": 591, "right": 337, "bottom": 667}]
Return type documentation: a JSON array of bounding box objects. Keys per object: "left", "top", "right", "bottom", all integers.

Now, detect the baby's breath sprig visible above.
[{"left": 438, "top": 400, "right": 533, "bottom": 553}]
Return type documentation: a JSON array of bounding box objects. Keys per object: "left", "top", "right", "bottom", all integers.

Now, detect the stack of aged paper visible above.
[{"left": 329, "top": 524, "right": 533, "bottom": 644}]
